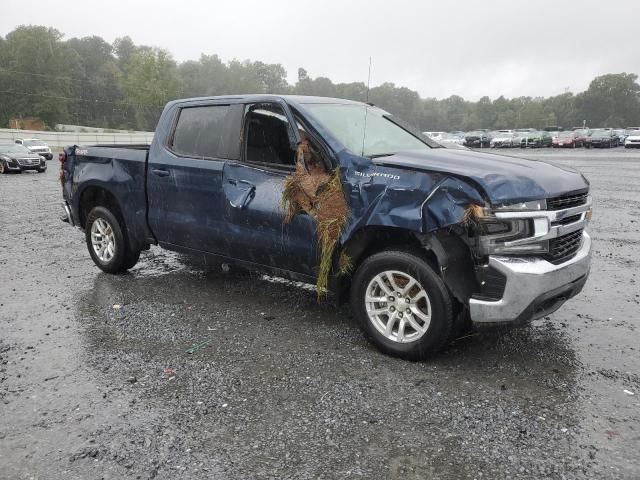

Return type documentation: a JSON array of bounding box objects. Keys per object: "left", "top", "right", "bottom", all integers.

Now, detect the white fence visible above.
[{"left": 0, "top": 128, "right": 154, "bottom": 148}]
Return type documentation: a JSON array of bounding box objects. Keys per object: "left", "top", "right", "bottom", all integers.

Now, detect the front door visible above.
[{"left": 221, "top": 102, "right": 319, "bottom": 277}]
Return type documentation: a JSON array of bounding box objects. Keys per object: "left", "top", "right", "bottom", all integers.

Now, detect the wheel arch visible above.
[
  {"left": 78, "top": 185, "right": 123, "bottom": 229},
  {"left": 335, "top": 225, "right": 479, "bottom": 309}
]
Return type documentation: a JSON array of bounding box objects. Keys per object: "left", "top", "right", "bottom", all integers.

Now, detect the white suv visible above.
[{"left": 15, "top": 138, "right": 53, "bottom": 160}]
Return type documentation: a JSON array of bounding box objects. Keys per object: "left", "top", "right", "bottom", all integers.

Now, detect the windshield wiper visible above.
[{"left": 368, "top": 153, "right": 395, "bottom": 158}]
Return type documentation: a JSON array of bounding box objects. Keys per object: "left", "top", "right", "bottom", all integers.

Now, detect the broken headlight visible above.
[{"left": 476, "top": 217, "right": 548, "bottom": 256}]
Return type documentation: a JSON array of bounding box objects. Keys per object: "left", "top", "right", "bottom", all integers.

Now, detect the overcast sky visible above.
[{"left": 2, "top": 0, "right": 638, "bottom": 100}]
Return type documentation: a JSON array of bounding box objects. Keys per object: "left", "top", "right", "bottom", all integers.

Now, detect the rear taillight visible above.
[{"left": 58, "top": 152, "right": 66, "bottom": 163}]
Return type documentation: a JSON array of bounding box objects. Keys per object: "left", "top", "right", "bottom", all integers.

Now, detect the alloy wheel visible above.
[{"left": 364, "top": 270, "right": 432, "bottom": 343}]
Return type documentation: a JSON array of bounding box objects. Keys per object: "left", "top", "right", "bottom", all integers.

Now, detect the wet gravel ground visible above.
[{"left": 1, "top": 149, "right": 639, "bottom": 479}]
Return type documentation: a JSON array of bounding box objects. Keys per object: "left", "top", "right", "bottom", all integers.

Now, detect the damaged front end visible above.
[{"left": 460, "top": 194, "right": 593, "bottom": 325}]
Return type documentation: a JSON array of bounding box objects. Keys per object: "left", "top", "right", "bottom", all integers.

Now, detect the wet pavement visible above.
[{"left": 1, "top": 149, "right": 639, "bottom": 479}]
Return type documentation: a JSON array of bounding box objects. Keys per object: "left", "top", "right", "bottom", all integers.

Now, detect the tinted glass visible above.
[
  {"left": 171, "top": 105, "right": 236, "bottom": 159},
  {"left": 244, "top": 103, "right": 296, "bottom": 166}
]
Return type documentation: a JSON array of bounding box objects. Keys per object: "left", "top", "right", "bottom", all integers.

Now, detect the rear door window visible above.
[{"left": 170, "top": 104, "right": 242, "bottom": 159}]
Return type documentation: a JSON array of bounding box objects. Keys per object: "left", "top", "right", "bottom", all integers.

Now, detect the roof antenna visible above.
[
  {"left": 366, "top": 56, "right": 372, "bottom": 103},
  {"left": 361, "top": 57, "right": 372, "bottom": 156}
]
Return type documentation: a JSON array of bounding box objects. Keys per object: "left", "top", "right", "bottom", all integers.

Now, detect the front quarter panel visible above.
[{"left": 340, "top": 151, "right": 486, "bottom": 238}]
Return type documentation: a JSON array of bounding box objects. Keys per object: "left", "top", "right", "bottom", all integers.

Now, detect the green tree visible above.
[
  {"left": 0, "top": 25, "right": 80, "bottom": 127},
  {"left": 67, "top": 35, "right": 128, "bottom": 127},
  {"left": 577, "top": 73, "right": 640, "bottom": 127},
  {"left": 121, "top": 48, "right": 180, "bottom": 130}
]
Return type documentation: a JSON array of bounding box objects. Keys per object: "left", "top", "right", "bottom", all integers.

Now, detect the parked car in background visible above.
[
  {"left": 613, "top": 129, "right": 628, "bottom": 145},
  {"left": 423, "top": 131, "right": 447, "bottom": 142},
  {"left": 464, "top": 130, "right": 492, "bottom": 147},
  {"left": 14, "top": 138, "right": 53, "bottom": 160},
  {"left": 520, "top": 130, "right": 552, "bottom": 148},
  {"left": 573, "top": 128, "right": 590, "bottom": 145},
  {"left": 552, "top": 131, "right": 584, "bottom": 148},
  {"left": 586, "top": 129, "right": 618, "bottom": 148},
  {"left": 543, "top": 126, "right": 564, "bottom": 132},
  {"left": 438, "top": 132, "right": 465, "bottom": 147},
  {"left": 0, "top": 143, "right": 48, "bottom": 173},
  {"left": 624, "top": 131, "right": 640, "bottom": 148},
  {"left": 490, "top": 131, "right": 518, "bottom": 148}
]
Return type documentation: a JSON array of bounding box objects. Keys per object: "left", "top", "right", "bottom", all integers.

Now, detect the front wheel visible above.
[
  {"left": 350, "top": 250, "right": 453, "bottom": 360},
  {"left": 37, "top": 167, "right": 46, "bottom": 173},
  {"left": 85, "top": 206, "right": 139, "bottom": 273},
  {"left": 0, "top": 161, "right": 7, "bottom": 174}
]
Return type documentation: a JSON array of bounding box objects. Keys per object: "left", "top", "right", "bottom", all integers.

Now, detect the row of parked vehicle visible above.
[
  {"left": 425, "top": 127, "right": 640, "bottom": 149},
  {"left": 0, "top": 138, "right": 52, "bottom": 174}
]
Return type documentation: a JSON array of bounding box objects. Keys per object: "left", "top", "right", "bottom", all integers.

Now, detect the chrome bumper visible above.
[{"left": 469, "top": 232, "right": 591, "bottom": 324}]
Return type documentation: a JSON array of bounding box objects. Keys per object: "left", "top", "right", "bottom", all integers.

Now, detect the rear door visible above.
[
  {"left": 147, "top": 102, "right": 243, "bottom": 254},
  {"left": 221, "top": 101, "right": 319, "bottom": 276}
]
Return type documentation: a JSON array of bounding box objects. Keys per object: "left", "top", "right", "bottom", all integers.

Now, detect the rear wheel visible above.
[
  {"left": 85, "top": 206, "right": 140, "bottom": 273},
  {"left": 350, "top": 250, "right": 453, "bottom": 360}
]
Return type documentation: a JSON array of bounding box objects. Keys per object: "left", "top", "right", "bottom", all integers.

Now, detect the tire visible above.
[
  {"left": 85, "top": 206, "right": 139, "bottom": 273},
  {"left": 350, "top": 249, "right": 453, "bottom": 360},
  {"left": 0, "top": 161, "right": 6, "bottom": 174},
  {"left": 37, "top": 167, "right": 46, "bottom": 173},
  {"left": 123, "top": 249, "right": 141, "bottom": 270}
]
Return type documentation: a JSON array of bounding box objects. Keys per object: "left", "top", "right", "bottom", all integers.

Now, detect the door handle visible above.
[
  {"left": 151, "top": 168, "right": 170, "bottom": 177},
  {"left": 227, "top": 178, "right": 256, "bottom": 209}
]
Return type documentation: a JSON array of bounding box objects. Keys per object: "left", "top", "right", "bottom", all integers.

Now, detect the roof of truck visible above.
[{"left": 168, "top": 94, "right": 364, "bottom": 107}]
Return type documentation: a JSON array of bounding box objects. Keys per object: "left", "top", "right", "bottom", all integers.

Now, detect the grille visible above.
[
  {"left": 547, "top": 191, "right": 588, "bottom": 210},
  {"left": 545, "top": 229, "right": 583, "bottom": 265},
  {"left": 17, "top": 158, "right": 39, "bottom": 166},
  {"left": 552, "top": 214, "right": 582, "bottom": 226}
]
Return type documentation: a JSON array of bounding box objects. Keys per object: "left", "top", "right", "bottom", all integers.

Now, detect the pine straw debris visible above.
[
  {"left": 282, "top": 135, "right": 349, "bottom": 299},
  {"left": 462, "top": 203, "right": 485, "bottom": 227}
]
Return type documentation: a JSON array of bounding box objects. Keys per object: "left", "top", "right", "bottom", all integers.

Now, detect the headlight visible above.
[
  {"left": 494, "top": 199, "right": 546, "bottom": 211},
  {"left": 469, "top": 202, "right": 551, "bottom": 256},
  {"left": 476, "top": 218, "right": 549, "bottom": 255}
]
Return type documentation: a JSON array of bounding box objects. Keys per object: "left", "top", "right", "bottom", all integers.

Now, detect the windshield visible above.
[
  {"left": 558, "top": 132, "right": 575, "bottom": 138},
  {"left": 0, "top": 144, "right": 30, "bottom": 154},
  {"left": 23, "top": 140, "right": 46, "bottom": 147},
  {"left": 302, "top": 103, "right": 432, "bottom": 157}
]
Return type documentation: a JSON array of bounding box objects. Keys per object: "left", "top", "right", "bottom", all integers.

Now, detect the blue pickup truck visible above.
[{"left": 60, "top": 95, "right": 592, "bottom": 359}]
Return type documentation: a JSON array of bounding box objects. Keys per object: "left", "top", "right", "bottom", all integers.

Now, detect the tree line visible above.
[{"left": 1, "top": 25, "right": 639, "bottom": 132}]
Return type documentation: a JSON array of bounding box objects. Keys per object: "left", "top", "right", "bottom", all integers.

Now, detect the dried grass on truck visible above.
[{"left": 282, "top": 134, "right": 349, "bottom": 298}]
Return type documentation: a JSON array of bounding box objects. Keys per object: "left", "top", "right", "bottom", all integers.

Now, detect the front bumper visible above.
[
  {"left": 4, "top": 163, "right": 44, "bottom": 171},
  {"left": 469, "top": 232, "right": 591, "bottom": 324}
]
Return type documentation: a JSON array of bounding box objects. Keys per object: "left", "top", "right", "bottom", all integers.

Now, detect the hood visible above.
[
  {"left": 373, "top": 148, "right": 589, "bottom": 205},
  {"left": 4, "top": 152, "right": 42, "bottom": 160}
]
